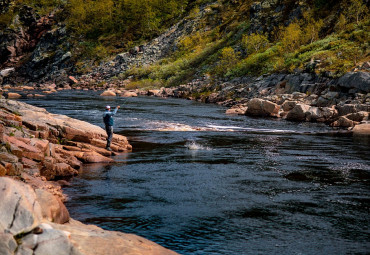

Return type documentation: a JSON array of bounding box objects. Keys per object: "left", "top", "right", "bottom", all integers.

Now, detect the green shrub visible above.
[{"left": 125, "top": 79, "right": 163, "bottom": 90}]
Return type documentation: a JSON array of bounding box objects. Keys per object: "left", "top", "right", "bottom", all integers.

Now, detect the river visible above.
[{"left": 22, "top": 91, "right": 370, "bottom": 255}]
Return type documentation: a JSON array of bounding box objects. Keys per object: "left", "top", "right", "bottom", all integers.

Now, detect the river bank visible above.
[
  {"left": 2, "top": 70, "right": 369, "bottom": 134},
  {"left": 0, "top": 99, "right": 177, "bottom": 255}
]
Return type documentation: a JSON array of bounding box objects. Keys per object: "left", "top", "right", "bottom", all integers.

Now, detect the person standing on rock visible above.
[{"left": 103, "top": 105, "right": 120, "bottom": 151}]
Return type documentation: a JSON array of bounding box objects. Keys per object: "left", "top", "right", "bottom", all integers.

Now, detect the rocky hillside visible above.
[{"left": 0, "top": 0, "right": 369, "bottom": 85}]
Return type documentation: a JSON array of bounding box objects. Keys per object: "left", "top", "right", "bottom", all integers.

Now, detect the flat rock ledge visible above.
[
  {"left": 0, "top": 99, "right": 132, "bottom": 181},
  {"left": 0, "top": 177, "right": 178, "bottom": 255}
]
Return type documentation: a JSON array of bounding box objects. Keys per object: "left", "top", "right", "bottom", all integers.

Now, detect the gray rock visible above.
[
  {"left": 0, "top": 177, "right": 42, "bottom": 235},
  {"left": 15, "top": 246, "right": 34, "bottom": 255},
  {"left": 246, "top": 98, "right": 280, "bottom": 117},
  {"left": 0, "top": 152, "right": 19, "bottom": 163},
  {"left": 305, "top": 106, "right": 338, "bottom": 122},
  {"left": 35, "top": 189, "right": 70, "bottom": 224},
  {"left": 281, "top": 100, "right": 297, "bottom": 111},
  {"left": 337, "top": 104, "right": 358, "bottom": 116},
  {"left": 0, "top": 68, "right": 15, "bottom": 78},
  {"left": 0, "top": 233, "right": 17, "bottom": 255},
  {"left": 337, "top": 72, "right": 370, "bottom": 93},
  {"left": 32, "top": 228, "right": 79, "bottom": 255},
  {"left": 286, "top": 103, "right": 310, "bottom": 121},
  {"left": 316, "top": 96, "right": 329, "bottom": 107}
]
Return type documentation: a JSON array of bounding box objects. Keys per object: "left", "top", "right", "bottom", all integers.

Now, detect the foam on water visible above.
[
  {"left": 141, "top": 121, "right": 298, "bottom": 133},
  {"left": 185, "top": 141, "right": 212, "bottom": 150},
  {"left": 143, "top": 121, "right": 211, "bottom": 131},
  {"left": 207, "top": 124, "right": 298, "bottom": 133}
]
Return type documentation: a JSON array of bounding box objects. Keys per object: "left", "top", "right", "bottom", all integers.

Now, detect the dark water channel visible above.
[{"left": 22, "top": 91, "right": 370, "bottom": 254}]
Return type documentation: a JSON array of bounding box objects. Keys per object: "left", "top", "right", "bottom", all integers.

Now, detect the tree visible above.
[
  {"left": 280, "top": 22, "right": 302, "bottom": 52},
  {"left": 301, "top": 10, "right": 323, "bottom": 44},
  {"left": 335, "top": 14, "right": 347, "bottom": 32},
  {"left": 346, "top": 0, "right": 368, "bottom": 25},
  {"left": 242, "top": 32, "right": 269, "bottom": 54},
  {"left": 213, "top": 47, "right": 240, "bottom": 76}
]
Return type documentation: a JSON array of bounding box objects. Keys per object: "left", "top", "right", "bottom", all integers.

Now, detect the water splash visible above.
[{"left": 185, "top": 141, "right": 212, "bottom": 150}]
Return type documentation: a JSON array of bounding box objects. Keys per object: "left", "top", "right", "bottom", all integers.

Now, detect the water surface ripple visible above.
[{"left": 22, "top": 91, "right": 370, "bottom": 255}]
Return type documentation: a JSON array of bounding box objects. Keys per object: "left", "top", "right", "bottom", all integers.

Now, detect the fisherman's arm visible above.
[{"left": 112, "top": 106, "right": 120, "bottom": 115}]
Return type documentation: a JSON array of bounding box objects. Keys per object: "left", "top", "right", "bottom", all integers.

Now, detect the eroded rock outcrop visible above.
[{"left": 0, "top": 99, "right": 131, "bottom": 181}]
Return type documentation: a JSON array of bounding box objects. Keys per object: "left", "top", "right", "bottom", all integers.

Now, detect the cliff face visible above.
[{"left": 0, "top": 2, "right": 72, "bottom": 86}]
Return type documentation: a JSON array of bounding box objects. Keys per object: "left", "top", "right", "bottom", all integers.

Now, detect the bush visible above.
[
  {"left": 228, "top": 46, "right": 278, "bottom": 77},
  {"left": 212, "top": 47, "right": 240, "bottom": 77},
  {"left": 125, "top": 79, "right": 162, "bottom": 90}
]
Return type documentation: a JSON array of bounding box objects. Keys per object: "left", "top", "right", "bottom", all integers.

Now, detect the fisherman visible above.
[{"left": 103, "top": 105, "right": 120, "bottom": 151}]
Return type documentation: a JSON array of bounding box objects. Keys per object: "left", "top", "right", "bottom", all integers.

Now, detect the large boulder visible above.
[
  {"left": 281, "top": 100, "right": 297, "bottom": 112},
  {"left": 346, "top": 111, "right": 369, "bottom": 122},
  {"left": 0, "top": 177, "right": 42, "bottom": 235},
  {"left": 305, "top": 106, "right": 338, "bottom": 122},
  {"left": 100, "top": 90, "right": 116, "bottom": 96},
  {"left": 75, "top": 151, "right": 114, "bottom": 163},
  {"left": 120, "top": 91, "right": 138, "bottom": 97},
  {"left": 246, "top": 98, "right": 280, "bottom": 117},
  {"left": 19, "top": 224, "right": 81, "bottom": 255},
  {"left": 35, "top": 189, "right": 70, "bottom": 224},
  {"left": 0, "top": 68, "right": 15, "bottom": 78},
  {"left": 352, "top": 122, "right": 370, "bottom": 135},
  {"left": 7, "top": 92, "right": 22, "bottom": 99},
  {"left": 285, "top": 103, "right": 311, "bottom": 121},
  {"left": 41, "top": 157, "right": 78, "bottom": 180},
  {"left": 0, "top": 233, "right": 17, "bottom": 255},
  {"left": 336, "top": 104, "right": 357, "bottom": 116},
  {"left": 337, "top": 72, "right": 370, "bottom": 93},
  {"left": 330, "top": 116, "right": 357, "bottom": 127}
]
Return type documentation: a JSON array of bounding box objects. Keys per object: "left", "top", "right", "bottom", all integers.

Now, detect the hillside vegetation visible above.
[
  {"left": 123, "top": 0, "right": 369, "bottom": 88},
  {"left": 0, "top": 0, "right": 369, "bottom": 87}
]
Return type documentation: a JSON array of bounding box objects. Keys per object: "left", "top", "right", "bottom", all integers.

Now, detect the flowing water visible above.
[{"left": 22, "top": 91, "right": 370, "bottom": 255}]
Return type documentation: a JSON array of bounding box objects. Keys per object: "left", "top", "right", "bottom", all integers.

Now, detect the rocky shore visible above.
[
  {"left": 75, "top": 71, "right": 369, "bottom": 135},
  {"left": 1, "top": 69, "right": 369, "bottom": 135},
  {"left": 0, "top": 99, "right": 177, "bottom": 255}
]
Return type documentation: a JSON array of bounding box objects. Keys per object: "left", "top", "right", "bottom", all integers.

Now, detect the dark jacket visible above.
[{"left": 103, "top": 107, "right": 118, "bottom": 126}]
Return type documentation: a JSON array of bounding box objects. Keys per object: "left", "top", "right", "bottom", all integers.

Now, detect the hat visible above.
[{"left": 105, "top": 105, "right": 111, "bottom": 109}]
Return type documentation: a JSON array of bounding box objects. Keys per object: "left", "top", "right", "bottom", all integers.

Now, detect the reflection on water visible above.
[{"left": 22, "top": 91, "right": 370, "bottom": 255}]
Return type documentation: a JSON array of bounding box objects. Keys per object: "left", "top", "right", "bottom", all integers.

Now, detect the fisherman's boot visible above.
[{"left": 106, "top": 142, "right": 112, "bottom": 151}]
